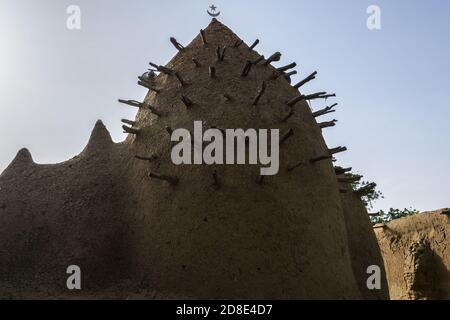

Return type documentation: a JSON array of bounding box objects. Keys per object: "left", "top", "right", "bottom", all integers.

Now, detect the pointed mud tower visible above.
[
  {"left": 339, "top": 179, "right": 389, "bottom": 300},
  {"left": 0, "top": 19, "right": 387, "bottom": 299}
]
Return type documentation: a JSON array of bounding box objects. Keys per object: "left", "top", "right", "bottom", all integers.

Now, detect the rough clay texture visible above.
[
  {"left": 375, "top": 210, "right": 449, "bottom": 300},
  {"left": 0, "top": 19, "right": 385, "bottom": 299},
  {"left": 339, "top": 182, "right": 389, "bottom": 300}
]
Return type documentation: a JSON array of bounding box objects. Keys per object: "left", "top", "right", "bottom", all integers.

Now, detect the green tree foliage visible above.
[
  {"left": 350, "top": 179, "right": 384, "bottom": 210},
  {"left": 348, "top": 174, "right": 420, "bottom": 225},
  {"left": 370, "top": 208, "right": 420, "bottom": 225}
]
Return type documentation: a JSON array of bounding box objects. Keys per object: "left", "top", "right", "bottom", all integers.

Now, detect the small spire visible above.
[
  {"left": 88, "top": 120, "right": 113, "bottom": 145},
  {"left": 11, "top": 148, "right": 34, "bottom": 167}
]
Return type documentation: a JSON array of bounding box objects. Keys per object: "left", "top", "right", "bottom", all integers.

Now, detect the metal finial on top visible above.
[{"left": 207, "top": 5, "right": 220, "bottom": 17}]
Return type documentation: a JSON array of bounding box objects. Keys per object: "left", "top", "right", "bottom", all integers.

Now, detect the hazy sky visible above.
[{"left": 0, "top": 0, "right": 449, "bottom": 212}]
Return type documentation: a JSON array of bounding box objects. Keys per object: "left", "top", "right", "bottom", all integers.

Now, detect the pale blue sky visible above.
[{"left": 0, "top": 0, "right": 449, "bottom": 212}]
